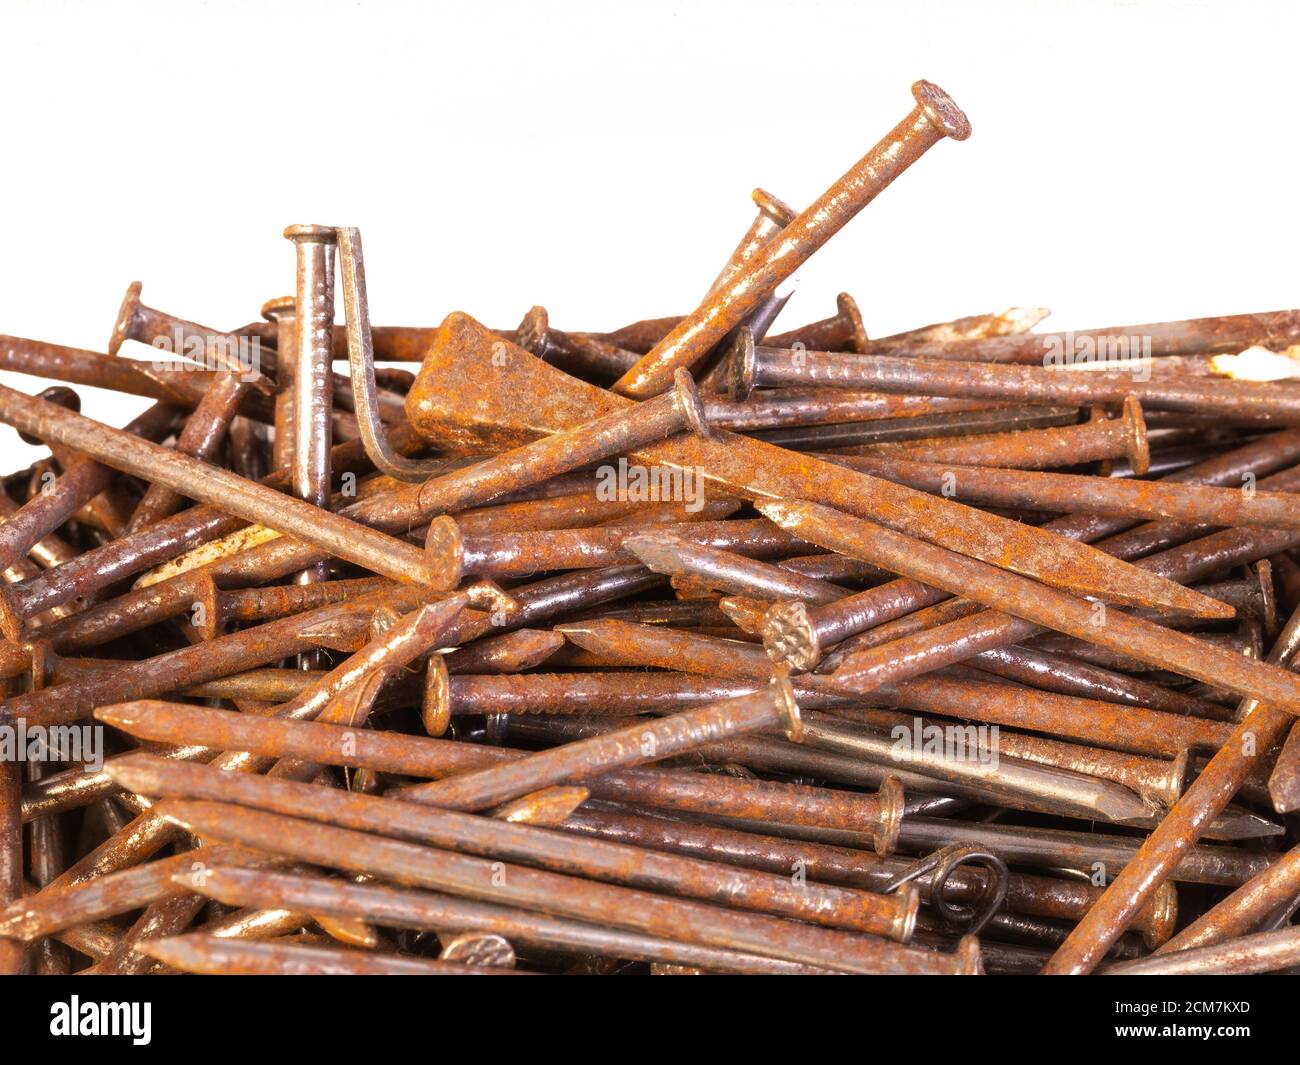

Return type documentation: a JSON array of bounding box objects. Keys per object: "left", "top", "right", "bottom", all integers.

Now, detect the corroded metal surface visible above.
[
  {"left": 106, "top": 753, "right": 915, "bottom": 940},
  {"left": 1043, "top": 610, "right": 1300, "bottom": 974},
  {"left": 2, "top": 82, "right": 1299, "bottom": 979},
  {"left": 408, "top": 315, "right": 1217, "bottom": 614},
  {"left": 157, "top": 799, "right": 975, "bottom": 974},
  {"left": 612, "top": 82, "right": 970, "bottom": 398}
]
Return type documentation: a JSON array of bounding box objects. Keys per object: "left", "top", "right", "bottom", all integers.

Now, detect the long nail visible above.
[
  {"left": 893, "top": 817, "right": 1271, "bottom": 887},
  {"left": 612, "top": 81, "right": 970, "bottom": 397},
  {"left": 573, "top": 768, "right": 903, "bottom": 856},
  {"left": 624, "top": 531, "right": 850, "bottom": 604},
  {"left": 792, "top": 442, "right": 1300, "bottom": 676},
  {"left": 0, "top": 424, "right": 418, "bottom": 626},
  {"left": 141, "top": 933, "right": 524, "bottom": 976},
  {"left": 261, "top": 296, "right": 298, "bottom": 473},
  {"left": 0, "top": 753, "right": 21, "bottom": 973},
  {"left": 1153, "top": 844, "right": 1300, "bottom": 955},
  {"left": 411, "top": 313, "right": 1212, "bottom": 612},
  {"left": 5, "top": 582, "right": 465, "bottom": 726},
  {"left": 1267, "top": 721, "right": 1300, "bottom": 812},
  {"left": 823, "top": 450, "right": 1300, "bottom": 530},
  {"left": 692, "top": 190, "right": 802, "bottom": 388},
  {"left": 247, "top": 314, "right": 710, "bottom": 367},
  {"left": 126, "top": 376, "right": 248, "bottom": 534},
  {"left": 766, "top": 292, "right": 869, "bottom": 354},
  {"left": 283, "top": 225, "right": 337, "bottom": 512},
  {"left": 839, "top": 396, "right": 1148, "bottom": 472},
  {"left": 1, "top": 332, "right": 354, "bottom": 446},
  {"left": 67, "top": 627, "right": 560, "bottom": 708},
  {"left": 833, "top": 707, "right": 1270, "bottom": 843},
  {"left": 414, "top": 367, "right": 709, "bottom": 519},
  {"left": 192, "top": 575, "right": 392, "bottom": 640},
  {"left": 959, "top": 644, "right": 1230, "bottom": 720},
  {"left": 555, "top": 618, "right": 1235, "bottom": 758},
  {"left": 438, "top": 517, "right": 803, "bottom": 585},
  {"left": 4, "top": 333, "right": 197, "bottom": 403},
  {"left": 33, "top": 595, "right": 476, "bottom": 895},
  {"left": 555, "top": 799, "right": 1176, "bottom": 947},
  {"left": 0, "top": 402, "right": 177, "bottom": 617},
  {"left": 0, "top": 383, "right": 452, "bottom": 590},
  {"left": 26, "top": 750, "right": 71, "bottom": 973},
  {"left": 823, "top": 477, "right": 1300, "bottom": 694},
  {"left": 95, "top": 698, "right": 901, "bottom": 855},
  {"left": 176, "top": 865, "right": 830, "bottom": 974},
  {"left": 156, "top": 799, "right": 977, "bottom": 973},
  {"left": 705, "top": 389, "right": 1030, "bottom": 435},
  {"left": 108, "top": 752, "right": 914, "bottom": 940},
  {"left": 107, "top": 281, "right": 267, "bottom": 382},
  {"left": 1103, "top": 926, "right": 1300, "bottom": 976},
  {"left": 797, "top": 709, "right": 1154, "bottom": 825},
  {"left": 499, "top": 711, "right": 1120, "bottom": 819},
  {"left": 410, "top": 671, "right": 802, "bottom": 812},
  {"left": 448, "top": 670, "right": 831, "bottom": 716},
  {"left": 335, "top": 226, "right": 448, "bottom": 486},
  {"left": 758, "top": 498, "right": 1300, "bottom": 711},
  {"left": 0, "top": 845, "right": 275, "bottom": 940},
  {"left": 0, "top": 480, "right": 78, "bottom": 573},
  {"left": 1043, "top": 603, "right": 1300, "bottom": 974},
  {"left": 733, "top": 338, "right": 1300, "bottom": 421},
  {"left": 860, "top": 308, "right": 1300, "bottom": 362},
  {"left": 514, "top": 306, "right": 640, "bottom": 381}
]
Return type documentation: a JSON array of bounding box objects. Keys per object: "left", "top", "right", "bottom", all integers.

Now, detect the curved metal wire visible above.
[
  {"left": 884, "top": 843, "right": 1009, "bottom": 936},
  {"left": 336, "top": 226, "right": 445, "bottom": 482}
]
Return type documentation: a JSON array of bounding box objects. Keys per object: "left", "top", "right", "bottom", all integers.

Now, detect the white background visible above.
[{"left": 1, "top": 0, "right": 1296, "bottom": 465}]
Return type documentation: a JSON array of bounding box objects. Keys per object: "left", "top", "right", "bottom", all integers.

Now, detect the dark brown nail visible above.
[{"left": 613, "top": 81, "right": 970, "bottom": 397}]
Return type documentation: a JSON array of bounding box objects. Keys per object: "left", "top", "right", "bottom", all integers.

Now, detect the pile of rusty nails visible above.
[{"left": 1, "top": 81, "right": 1300, "bottom": 978}]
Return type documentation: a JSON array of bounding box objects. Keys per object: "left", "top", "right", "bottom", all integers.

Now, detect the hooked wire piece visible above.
[
  {"left": 883, "top": 843, "right": 1009, "bottom": 936},
  {"left": 337, "top": 226, "right": 446, "bottom": 482}
]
